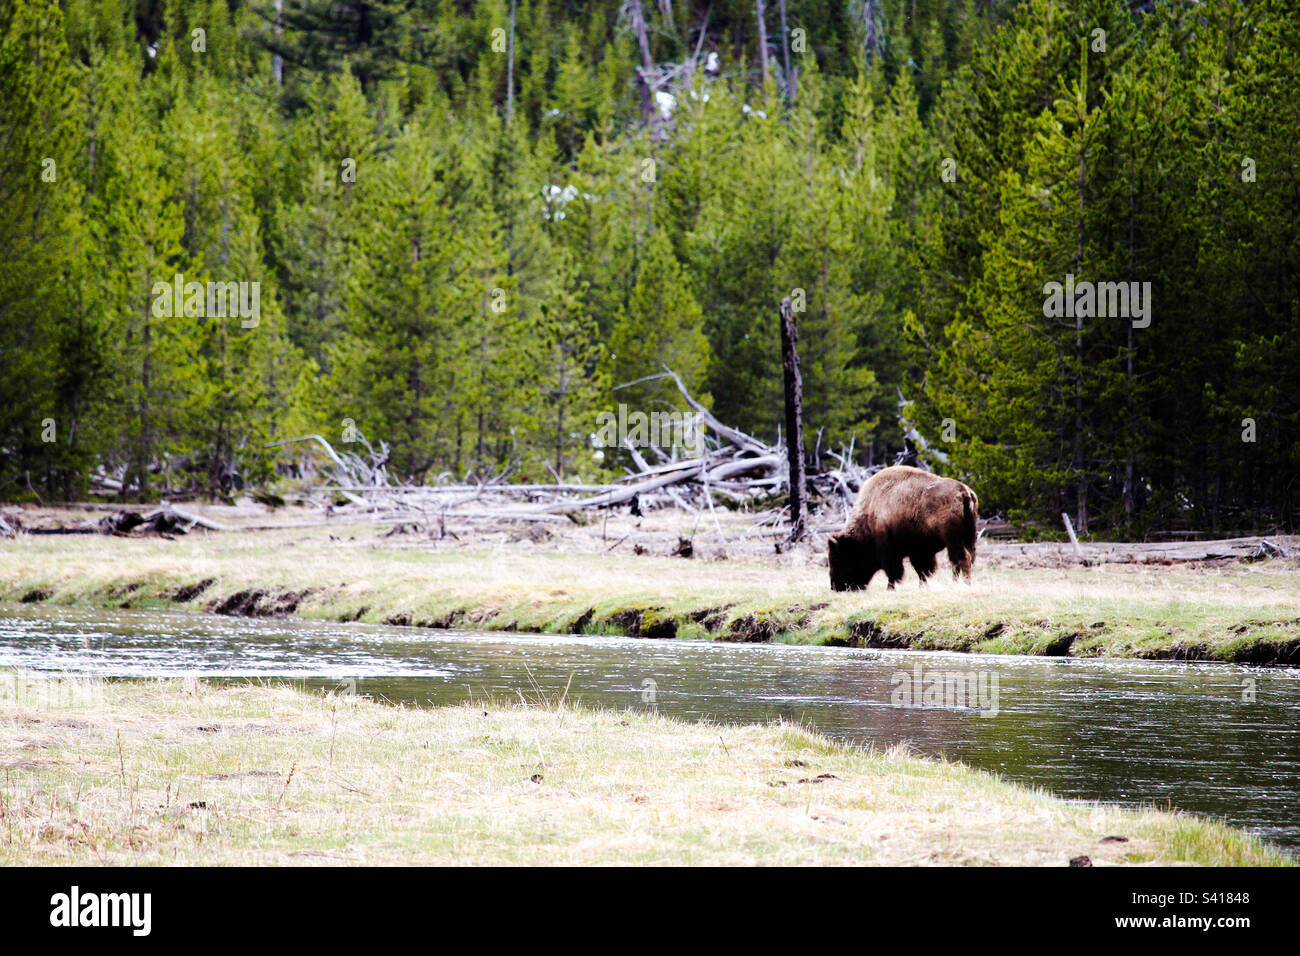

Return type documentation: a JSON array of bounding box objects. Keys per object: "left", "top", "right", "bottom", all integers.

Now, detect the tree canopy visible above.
[{"left": 1, "top": 0, "right": 1296, "bottom": 535}]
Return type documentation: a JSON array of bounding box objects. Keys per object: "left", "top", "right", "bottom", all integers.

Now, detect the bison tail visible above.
[{"left": 961, "top": 489, "right": 978, "bottom": 565}]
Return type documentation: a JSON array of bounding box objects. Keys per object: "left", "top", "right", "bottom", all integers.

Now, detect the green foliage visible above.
[
  {"left": 610, "top": 229, "right": 711, "bottom": 410},
  {"left": 0, "top": 0, "right": 93, "bottom": 497},
  {"left": 1, "top": 0, "right": 1297, "bottom": 533},
  {"left": 909, "top": 0, "right": 1300, "bottom": 533}
]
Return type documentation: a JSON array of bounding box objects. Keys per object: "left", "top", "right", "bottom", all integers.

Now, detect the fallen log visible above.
[
  {"left": 537, "top": 465, "right": 705, "bottom": 513},
  {"left": 162, "top": 506, "right": 229, "bottom": 532},
  {"left": 705, "top": 454, "right": 782, "bottom": 483}
]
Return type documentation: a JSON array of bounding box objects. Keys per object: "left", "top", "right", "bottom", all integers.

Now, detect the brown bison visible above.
[{"left": 828, "top": 465, "right": 978, "bottom": 591}]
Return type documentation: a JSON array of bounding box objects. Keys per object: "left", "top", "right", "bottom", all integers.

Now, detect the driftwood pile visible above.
[
  {"left": 277, "top": 368, "right": 875, "bottom": 530},
  {"left": 12, "top": 505, "right": 228, "bottom": 537},
  {"left": 984, "top": 535, "right": 1298, "bottom": 568}
]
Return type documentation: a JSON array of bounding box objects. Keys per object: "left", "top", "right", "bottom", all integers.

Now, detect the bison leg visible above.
[
  {"left": 911, "top": 549, "right": 938, "bottom": 585},
  {"left": 883, "top": 546, "right": 906, "bottom": 590},
  {"left": 948, "top": 542, "right": 974, "bottom": 581}
]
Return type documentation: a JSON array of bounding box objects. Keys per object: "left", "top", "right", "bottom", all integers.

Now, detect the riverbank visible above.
[
  {"left": 2, "top": 507, "right": 1298, "bottom": 664},
  {"left": 0, "top": 678, "right": 1287, "bottom": 865}
]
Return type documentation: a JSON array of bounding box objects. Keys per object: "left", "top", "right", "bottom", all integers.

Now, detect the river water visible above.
[{"left": 2, "top": 604, "right": 1298, "bottom": 850}]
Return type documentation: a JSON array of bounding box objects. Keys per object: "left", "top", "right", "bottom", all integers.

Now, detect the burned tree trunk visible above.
[
  {"left": 779, "top": 297, "right": 807, "bottom": 540},
  {"left": 776, "top": 0, "right": 795, "bottom": 101},
  {"left": 629, "top": 0, "right": 656, "bottom": 126},
  {"left": 755, "top": 0, "right": 770, "bottom": 84},
  {"left": 506, "top": 0, "right": 517, "bottom": 124}
]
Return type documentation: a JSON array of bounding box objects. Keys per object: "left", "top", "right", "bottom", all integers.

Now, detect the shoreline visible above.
[{"left": 2, "top": 508, "right": 1299, "bottom": 666}]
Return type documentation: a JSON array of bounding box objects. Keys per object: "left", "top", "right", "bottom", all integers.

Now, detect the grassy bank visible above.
[
  {"left": 2, "top": 516, "right": 1299, "bottom": 664},
  {"left": 0, "top": 677, "right": 1287, "bottom": 865}
]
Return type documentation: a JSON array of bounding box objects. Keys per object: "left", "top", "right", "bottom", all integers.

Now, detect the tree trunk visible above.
[
  {"left": 779, "top": 297, "right": 806, "bottom": 540},
  {"left": 1074, "top": 152, "right": 1088, "bottom": 535},
  {"left": 630, "top": 0, "right": 656, "bottom": 126},
  {"left": 1123, "top": 149, "right": 1136, "bottom": 529},
  {"left": 776, "top": 0, "right": 794, "bottom": 101},
  {"left": 506, "top": 0, "right": 517, "bottom": 124},
  {"left": 861, "top": 0, "right": 880, "bottom": 63},
  {"left": 273, "top": 0, "right": 283, "bottom": 86}
]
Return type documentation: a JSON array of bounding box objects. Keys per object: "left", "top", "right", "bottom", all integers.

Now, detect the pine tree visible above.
[
  {"left": 0, "top": 0, "right": 97, "bottom": 497},
  {"left": 271, "top": 66, "right": 379, "bottom": 366},
  {"left": 164, "top": 75, "right": 296, "bottom": 491},
  {"left": 528, "top": 252, "right": 610, "bottom": 480},
  {"left": 92, "top": 104, "right": 189, "bottom": 498},
  {"left": 326, "top": 121, "right": 472, "bottom": 481},
  {"left": 610, "top": 229, "right": 712, "bottom": 413}
]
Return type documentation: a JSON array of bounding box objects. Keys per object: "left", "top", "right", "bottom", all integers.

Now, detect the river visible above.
[{"left": 2, "top": 604, "right": 1297, "bottom": 850}]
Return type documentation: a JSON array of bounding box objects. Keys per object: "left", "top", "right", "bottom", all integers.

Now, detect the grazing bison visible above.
[{"left": 828, "top": 465, "right": 978, "bottom": 591}]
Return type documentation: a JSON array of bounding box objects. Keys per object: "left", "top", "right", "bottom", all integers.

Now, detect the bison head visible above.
[{"left": 828, "top": 533, "right": 878, "bottom": 591}]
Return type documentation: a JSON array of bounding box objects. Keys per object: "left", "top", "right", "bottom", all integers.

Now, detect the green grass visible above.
[
  {"left": 0, "top": 677, "right": 1287, "bottom": 866},
  {"left": 2, "top": 520, "right": 1298, "bottom": 663}
]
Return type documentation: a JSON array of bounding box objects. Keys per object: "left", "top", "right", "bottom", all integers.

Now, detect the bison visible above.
[{"left": 828, "top": 465, "right": 978, "bottom": 591}]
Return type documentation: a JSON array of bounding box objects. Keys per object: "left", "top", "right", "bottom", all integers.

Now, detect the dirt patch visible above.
[
  {"left": 846, "top": 619, "right": 909, "bottom": 649},
  {"left": 1043, "top": 632, "right": 1078, "bottom": 656},
  {"left": 20, "top": 589, "right": 49, "bottom": 603},
  {"left": 1072, "top": 642, "right": 1107, "bottom": 658},
  {"left": 797, "top": 773, "right": 838, "bottom": 784},
  {"left": 1137, "top": 641, "right": 1216, "bottom": 663},
  {"left": 721, "top": 613, "right": 778, "bottom": 643},
  {"left": 338, "top": 605, "right": 369, "bottom": 622},
  {"left": 172, "top": 578, "right": 215, "bottom": 602},
  {"left": 273, "top": 590, "right": 314, "bottom": 614},
  {"left": 568, "top": 607, "right": 594, "bottom": 633},
  {"left": 1, "top": 759, "right": 53, "bottom": 771},
  {"left": 457, "top": 608, "right": 499, "bottom": 628},
  {"left": 981, "top": 622, "right": 1007, "bottom": 641},
  {"left": 423, "top": 609, "right": 465, "bottom": 629},
  {"left": 688, "top": 605, "right": 734, "bottom": 632},
  {"left": 1227, "top": 637, "right": 1300, "bottom": 667},
  {"left": 606, "top": 608, "right": 677, "bottom": 639},
  {"left": 212, "top": 590, "right": 264, "bottom": 615},
  {"left": 212, "top": 589, "right": 315, "bottom": 617}
]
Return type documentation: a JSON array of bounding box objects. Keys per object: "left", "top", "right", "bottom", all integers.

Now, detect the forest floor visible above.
[
  {"left": 0, "top": 678, "right": 1287, "bottom": 866},
  {"left": 2, "top": 502, "right": 1299, "bottom": 665}
]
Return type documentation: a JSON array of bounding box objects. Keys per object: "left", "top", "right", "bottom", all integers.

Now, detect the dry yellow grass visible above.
[{"left": 0, "top": 679, "right": 1288, "bottom": 866}]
